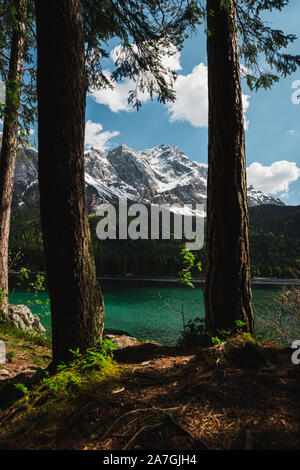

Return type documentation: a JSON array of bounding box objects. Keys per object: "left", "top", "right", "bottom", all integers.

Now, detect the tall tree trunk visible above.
[
  {"left": 0, "top": 0, "right": 27, "bottom": 317},
  {"left": 35, "top": 0, "right": 105, "bottom": 363},
  {"left": 204, "top": 0, "right": 254, "bottom": 334}
]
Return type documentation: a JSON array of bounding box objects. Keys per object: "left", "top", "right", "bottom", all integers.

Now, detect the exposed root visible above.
[
  {"left": 101, "top": 408, "right": 159, "bottom": 441},
  {"left": 122, "top": 423, "right": 163, "bottom": 450},
  {"left": 101, "top": 402, "right": 209, "bottom": 450},
  {"left": 184, "top": 373, "right": 218, "bottom": 392},
  {"left": 159, "top": 409, "right": 209, "bottom": 450}
]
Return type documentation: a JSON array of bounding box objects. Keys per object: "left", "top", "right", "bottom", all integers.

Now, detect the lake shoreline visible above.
[
  {"left": 8, "top": 270, "right": 300, "bottom": 286},
  {"left": 97, "top": 275, "right": 300, "bottom": 287}
]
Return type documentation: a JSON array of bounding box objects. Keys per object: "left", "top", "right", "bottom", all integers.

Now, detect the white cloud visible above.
[
  {"left": 287, "top": 129, "right": 298, "bottom": 136},
  {"left": 167, "top": 63, "right": 250, "bottom": 129},
  {"left": 158, "top": 47, "right": 182, "bottom": 72},
  {"left": 242, "top": 94, "right": 250, "bottom": 130},
  {"left": 90, "top": 43, "right": 182, "bottom": 113},
  {"left": 84, "top": 120, "right": 119, "bottom": 150},
  {"left": 167, "top": 63, "right": 208, "bottom": 127},
  {"left": 240, "top": 64, "right": 251, "bottom": 78},
  {"left": 91, "top": 45, "right": 250, "bottom": 127},
  {"left": 90, "top": 69, "right": 152, "bottom": 113},
  {"left": 111, "top": 43, "right": 182, "bottom": 72},
  {"left": 247, "top": 160, "right": 300, "bottom": 195}
]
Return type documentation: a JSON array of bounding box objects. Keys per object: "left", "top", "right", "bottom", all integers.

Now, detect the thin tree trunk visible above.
[
  {"left": 204, "top": 0, "right": 254, "bottom": 334},
  {"left": 0, "top": 0, "right": 27, "bottom": 317},
  {"left": 35, "top": 0, "right": 105, "bottom": 363}
]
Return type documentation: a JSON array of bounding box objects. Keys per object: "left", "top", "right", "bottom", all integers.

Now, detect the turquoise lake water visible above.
[{"left": 8, "top": 279, "right": 288, "bottom": 346}]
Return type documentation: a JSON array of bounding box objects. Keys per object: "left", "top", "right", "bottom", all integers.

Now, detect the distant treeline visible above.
[{"left": 9, "top": 205, "right": 300, "bottom": 278}]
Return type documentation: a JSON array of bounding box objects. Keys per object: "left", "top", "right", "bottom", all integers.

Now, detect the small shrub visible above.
[
  {"left": 0, "top": 317, "right": 51, "bottom": 347},
  {"left": 177, "top": 318, "right": 251, "bottom": 348},
  {"left": 6, "top": 351, "right": 15, "bottom": 363},
  {"left": 14, "top": 383, "right": 29, "bottom": 404},
  {"left": 177, "top": 317, "right": 211, "bottom": 348},
  {"left": 255, "top": 286, "right": 300, "bottom": 345},
  {"left": 42, "top": 338, "right": 118, "bottom": 398},
  {"left": 42, "top": 369, "right": 86, "bottom": 398}
]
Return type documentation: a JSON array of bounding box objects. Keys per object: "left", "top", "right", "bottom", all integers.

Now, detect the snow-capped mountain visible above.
[
  {"left": 246, "top": 184, "right": 284, "bottom": 207},
  {"left": 6, "top": 141, "right": 285, "bottom": 213},
  {"left": 84, "top": 144, "right": 209, "bottom": 216}
]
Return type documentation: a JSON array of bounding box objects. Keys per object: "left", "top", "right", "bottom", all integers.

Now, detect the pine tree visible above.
[
  {"left": 34, "top": 0, "right": 200, "bottom": 363},
  {"left": 34, "top": 0, "right": 107, "bottom": 363},
  {"left": 0, "top": 0, "right": 28, "bottom": 317},
  {"left": 204, "top": 0, "right": 300, "bottom": 333}
]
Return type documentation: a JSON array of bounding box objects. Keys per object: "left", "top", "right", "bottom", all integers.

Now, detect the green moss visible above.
[
  {"left": 0, "top": 317, "right": 51, "bottom": 347},
  {"left": 6, "top": 351, "right": 15, "bottom": 363},
  {"left": 0, "top": 338, "right": 126, "bottom": 449}
]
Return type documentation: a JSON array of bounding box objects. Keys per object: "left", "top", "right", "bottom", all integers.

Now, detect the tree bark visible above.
[
  {"left": 0, "top": 0, "right": 27, "bottom": 317},
  {"left": 204, "top": 0, "right": 254, "bottom": 334},
  {"left": 35, "top": 0, "right": 105, "bottom": 363}
]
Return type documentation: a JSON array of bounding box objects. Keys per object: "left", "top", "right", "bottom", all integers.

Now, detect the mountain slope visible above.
[
  {"left": 7, "top": 141, "right": 285, "bottom": 212},
  {"left": 249, "top": 204, "right": 300, "bottom": 238}
]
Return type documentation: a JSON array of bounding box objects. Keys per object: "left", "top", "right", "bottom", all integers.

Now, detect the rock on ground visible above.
[
  {"left": 103, "top": 328, "right": 141, "bottom": 349},
  {"left": 3, "top": 305, "right": 46, "bottom": 336}
]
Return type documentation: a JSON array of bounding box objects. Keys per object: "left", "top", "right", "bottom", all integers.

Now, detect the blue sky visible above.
[
  {"left": 84, "top": 2, "right": 300, "bottom": 206},
  {"left": 1, "top": 2, "right": 299, "bottom": 205}
]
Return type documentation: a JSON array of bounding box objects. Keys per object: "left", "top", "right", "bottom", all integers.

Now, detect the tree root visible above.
[
  {"left": 101, "top": 408, "right": 160, "bottom": 441},
  {"left": 184, "top": 373, "right": 218, "bottom": 392},
  {"left": 122, "top": 423, "right": 163, "bottom": 450},
  {"left": 159, "top": 408, "right": 209, "bottom": 450},
  {"left": 101, "top": 402, "right": 209, "bottom": 450}
]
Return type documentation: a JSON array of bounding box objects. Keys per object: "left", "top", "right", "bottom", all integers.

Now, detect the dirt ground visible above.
[
  {"left": 86, "top": 342, "right": 300, "bottom": 451},
  {"left": 0, "top": 337, "right": 299, "bottom": 451}
]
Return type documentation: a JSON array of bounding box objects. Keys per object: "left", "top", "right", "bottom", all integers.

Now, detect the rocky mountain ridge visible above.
[{"left": 3, "top": 139, "right": 285, "bottom": 214}]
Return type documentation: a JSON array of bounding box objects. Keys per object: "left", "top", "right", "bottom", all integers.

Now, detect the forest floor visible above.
[{"left": 0, "top": 323, "right": 299, "bottom": 451}]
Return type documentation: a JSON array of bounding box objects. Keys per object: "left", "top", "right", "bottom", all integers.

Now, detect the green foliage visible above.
[
  {"left": 0, "top": 316, "right": 50, "bottom": 347},
  {"left": 41, "top": 369, "right": 87, "bottom": 398},
  {"left": 6, "top": 350, "right": 15, "bottom": 363},
  {"left": 14, "top": 383, "right": 29, "bottom": 404},
  {"left": 8, "top": 206, "right": 300, "bottom": 279},
  {"left": 0, "top": 0, "right": 37, "bottom": 139},
  {"left": 205, "top": 1, "right": 300, "bottom": 91},
  {"left": 177, "top": 248, "right": 202, "bottom": 289},
  {"left": 8, "top": 245, "right": 50, "bottom": 323},
  {"left": 82, "top": 0, "right": 204, "bottom": 109},
  {"left": 249, "top": 205, "right": 300, "bottom": 278},
  {"left": 156, "top": 247, "right": 202, "bottom": 330},
  {"left": 174, "top": 248, "right": 202, "bottom": 328},
  {"left": 8, "top": 247, "right": 23, "bottom": 270},
  {"left": 26, "top": 272, "right": 49, "bottom": 318},
  {"left": 17, "top": 267, "right": 29, "bottom": 283},
  {"left": 56, "top": 338, "right": 117, "bottom": 374},
  {"left": 235, "top": 0, "right": 300, "bottom": 91},
  {"left": 177, "top": 317, "right": 249, "bottom": 348},
  {"left": 235, "top": 319, "right": 247, "bottom": 330},
  {"left": 9, "top": 209, "right": 44, "bottom": 272},
  {"left": 18, "top": 338, "right": 118, "bottom": 401},
  {"left": 255, "top": 286, "right": 300, "bottom": 345},
  {"left": 0, "top": 286, "right": 8, "bottom": 315},
  {"left": 177, "top": 317, "right": 209, "bottom": 348}
]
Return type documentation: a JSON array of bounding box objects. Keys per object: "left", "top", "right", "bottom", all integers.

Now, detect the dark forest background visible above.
[{"left": 8, "top": 204, "right": 300, "bottom": 279}]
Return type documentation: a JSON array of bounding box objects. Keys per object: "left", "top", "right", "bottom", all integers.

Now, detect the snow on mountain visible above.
[
  {"left": 84, "top": 144, "right": 285, "bottom": 214},
  {"left": 246, "top": 185, "right": 285, "bottom": 207},
  {"left": 3, "top": 139, "right": 285, "bottom": 213}
]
